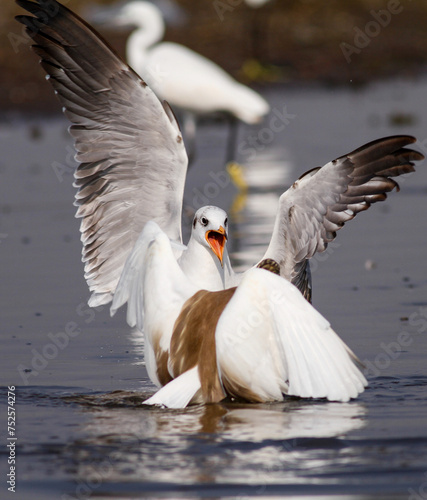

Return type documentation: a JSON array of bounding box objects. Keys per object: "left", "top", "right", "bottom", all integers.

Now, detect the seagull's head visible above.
[{"left": 192, "top": 206, "right": 228, "bottom": 266}]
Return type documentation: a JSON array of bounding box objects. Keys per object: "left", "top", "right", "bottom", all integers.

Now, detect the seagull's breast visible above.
[{"left": 178, "top": 244, "right": 226, "bottom": 291}]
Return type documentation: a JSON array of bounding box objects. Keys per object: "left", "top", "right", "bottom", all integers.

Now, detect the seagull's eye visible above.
[
  {"left": 201, "top": 217, "right": 208, "bottom": 226},
  {"left": 224, "top": 217, "right": 228, "bottom": 226}
]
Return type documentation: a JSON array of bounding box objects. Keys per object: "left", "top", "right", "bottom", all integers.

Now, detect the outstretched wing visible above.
[
  {"left": 263, "top": 136, "right": 424, "bottom": 301},
  {"left": 216, "top": 268, "right": 367, "bottom": 403},
  {"left": 16, "top": 0, "right": 188, "bottom": 307}
]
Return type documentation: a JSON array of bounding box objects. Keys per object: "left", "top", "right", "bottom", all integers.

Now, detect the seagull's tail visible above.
[{"left": 143, "top": 366, "right": 201, "bottom": 408}]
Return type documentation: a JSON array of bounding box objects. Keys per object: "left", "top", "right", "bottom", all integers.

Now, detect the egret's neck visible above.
[
  {"left": 126, "top": 18, "right": 165, "bottom": 68},
  {"left": 179, "top": 239, "right": 229, "bottom": 291}
]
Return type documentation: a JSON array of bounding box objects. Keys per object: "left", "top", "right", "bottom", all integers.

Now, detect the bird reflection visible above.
[
  {"left": 60, "top": 392, "right": 367, "bottom": 491},
  {"left": 69, "top": 391, "right": 366, "bottom": 441},
  {"left": 62, "top": 393, "right": 366, "bottom": 489}
]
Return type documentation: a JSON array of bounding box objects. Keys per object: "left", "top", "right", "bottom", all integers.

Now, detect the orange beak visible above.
[{"left": 206, "top": 226, "right": 227, "bottom": 266}]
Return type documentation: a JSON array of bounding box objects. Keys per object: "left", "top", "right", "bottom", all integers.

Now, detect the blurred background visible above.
[
  {"left": 2, "top": 4, "right": 427, "bottom": 499},
  {"left": 3, "top": 0, "right": 427, "bottom": 114}
]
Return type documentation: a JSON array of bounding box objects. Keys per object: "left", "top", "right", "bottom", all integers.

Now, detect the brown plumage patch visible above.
[
  {"left": 221, "top": 375, "right": 266, "bottom": 404},
  {"left": 170, "top": 287, "right": 236, "bottom": 404},
  {"left": 152, "top": 336, "right": 173, "bottom": 386},
  {"left": 256, "top": 258, "right": 280, "bottom": 275}
]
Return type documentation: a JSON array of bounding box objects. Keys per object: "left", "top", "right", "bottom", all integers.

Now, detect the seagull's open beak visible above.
[{"left": 206, "top": 226, "right": 227, "bottom": 266}]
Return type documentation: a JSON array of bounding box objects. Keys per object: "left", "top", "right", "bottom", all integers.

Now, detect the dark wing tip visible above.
[
  {"left": 15, "top": 0, "right": 126, "bottom": 65},
  {"left": 345, "top": 136, "right": 424, "bottom": 186},
  {"left": 348, "top": 135, "right": 417, "bottom": 156},
  {"left": 14, "top": 13, "right": 41, "bottom": 32},
  {"left": 392, "top": 147, "right": 425, "bottom": 160},
  {"left": 14, "top": 14, "right": 28, "bottom": 23},
  {"left": 15, "top": 0, "right": 63, "bottom": 31},
  {"left": 334, "top": 135, "right": 416, "bottom": 165},
  {"left": 15, "top": 0, "right": 40, "bottom": 10}
]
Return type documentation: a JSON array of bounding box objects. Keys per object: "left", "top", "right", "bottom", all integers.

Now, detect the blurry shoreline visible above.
[{"left": 2, "top": 0, "right": 427, "bottom": 114}]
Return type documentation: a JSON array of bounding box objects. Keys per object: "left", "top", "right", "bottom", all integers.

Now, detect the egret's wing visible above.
[
  {"left": 263, "top": 136, "right": 424, "bottom": 301},
  {"left": 16, "top": 0, "right": 188, "bottom": 307},
  {"left": 216, "top": 268, "right": 367, "bottom": 403}
]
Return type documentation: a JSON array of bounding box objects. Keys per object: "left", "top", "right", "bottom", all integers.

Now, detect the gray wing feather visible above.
[
  {"left": 16, "top": 0, "right": 188, "bottom": 306},
  {"left": 264, "top": 136, "right": 424, "bottom": 301}
]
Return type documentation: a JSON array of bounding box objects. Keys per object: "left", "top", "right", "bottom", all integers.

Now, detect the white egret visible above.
[{"left": 102, "top": 1, "right": 270, "bottom": 164}]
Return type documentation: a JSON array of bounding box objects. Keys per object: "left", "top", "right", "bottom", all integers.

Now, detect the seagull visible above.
[
  {"left": 112, "top": 222, "right": 368, "bottom": 407},
  {"left": 16, "top": 0, "right": 424, "bottom": 406},
  {"left": 97, "top": 0, "right": 270, "bottom": 163}
]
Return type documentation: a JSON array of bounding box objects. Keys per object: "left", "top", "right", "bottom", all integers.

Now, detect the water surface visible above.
[{"left": 1, "top": 79, "right": 427, "bottom": 499}]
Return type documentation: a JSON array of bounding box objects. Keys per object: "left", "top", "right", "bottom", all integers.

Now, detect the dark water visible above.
[
  {"left": 2, "top": 378, "right": 427, "bottom": 499},
  {"left": 1, "top": 79, "right": 427, "bottom": 499}
]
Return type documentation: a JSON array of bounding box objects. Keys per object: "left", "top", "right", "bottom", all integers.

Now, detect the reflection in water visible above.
[
  {"left": 62, "top": 393, "right": 366, "bottom": 491},
  {"left": 76, "top": 395, "right": 366, "bottom": 441},
  {"left": 229, "top": 146, "right": 294, "bottom": 271},
  {"left": 128, "top": 327, "right": 145, "bottom": 366},
  {"left": 219, "top": 402, "right": 366, "bottom": 441}
]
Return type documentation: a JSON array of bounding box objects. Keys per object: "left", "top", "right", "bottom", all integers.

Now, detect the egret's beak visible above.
[{"left": 206, "top": 226, "right": 227, "bottom": 266}]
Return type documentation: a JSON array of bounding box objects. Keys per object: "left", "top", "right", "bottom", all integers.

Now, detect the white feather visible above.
[
  {"left": 143, "top": 366, "right": 201, "bottom": 408},
  {"left": 216, "top": 268, "right": 367, "bottom": 403},
  {"left": 113, "top": 1, "right": 269, "bottom": 123},
  {"left": 111, "top": 221, "right": 197, "bottom": 386}
]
